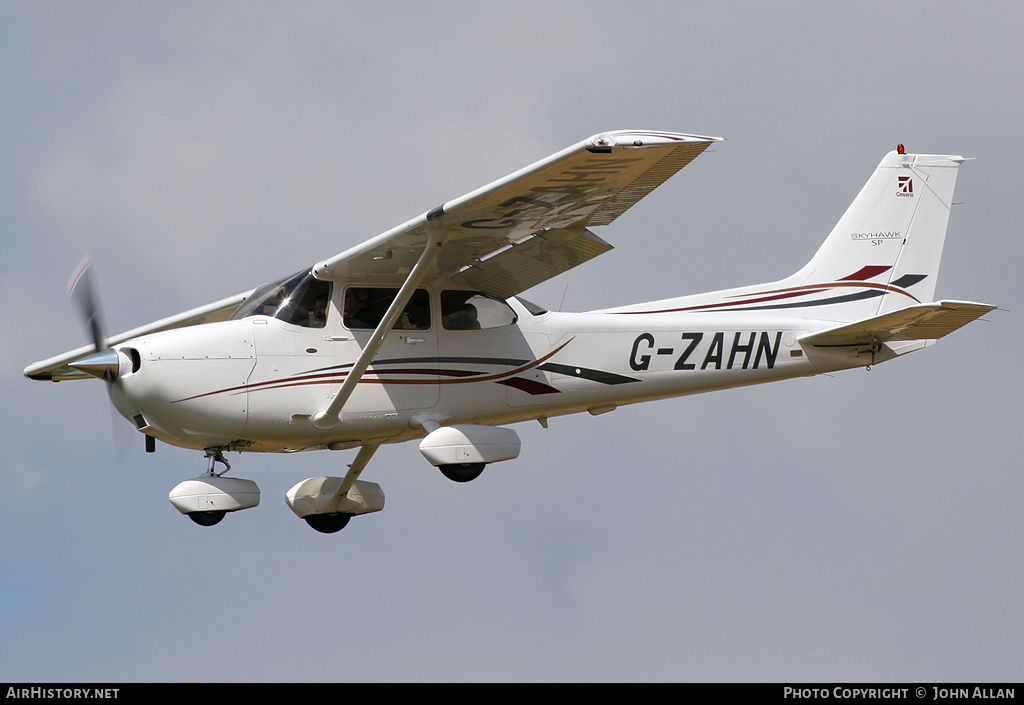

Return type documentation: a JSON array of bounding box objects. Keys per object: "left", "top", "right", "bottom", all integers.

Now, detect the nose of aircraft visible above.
[
  {"left": 106, "top": 322, "right": 257, "bottom": 451},
  {"left": 69, "top": 348, "right": 121, "bottom": 380}
]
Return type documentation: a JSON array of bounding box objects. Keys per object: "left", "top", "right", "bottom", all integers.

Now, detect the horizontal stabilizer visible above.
[{"left": 800, "top": 300, "right": 995, "bottom": 348}]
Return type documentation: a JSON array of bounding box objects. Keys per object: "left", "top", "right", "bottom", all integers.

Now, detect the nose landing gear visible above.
[{"left": 168, "top": 448, "right": 261, "bottom": 526}]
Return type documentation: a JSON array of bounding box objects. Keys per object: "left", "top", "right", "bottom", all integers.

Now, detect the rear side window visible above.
[{"left": 441, "top": 291, "right": 518, "bottom": 330}]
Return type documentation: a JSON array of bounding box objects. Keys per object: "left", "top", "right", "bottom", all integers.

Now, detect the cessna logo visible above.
[{"left": 897, "top": 175, "right": 914, "bottom": 197}]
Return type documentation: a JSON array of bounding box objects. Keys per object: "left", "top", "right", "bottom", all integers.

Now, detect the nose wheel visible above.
[
  {"left": 169, "top": 448, "right": 260, "bottom": 526},
  {"left": 185, "top": 450, "right": 232, "bottom": 525},
  {"left": 188, "top": 510, "right": 226, "bottom": 526}
]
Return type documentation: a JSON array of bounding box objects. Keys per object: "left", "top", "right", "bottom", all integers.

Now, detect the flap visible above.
[{"left": 448, "top": 227, "right": 612, "bottom": 299}]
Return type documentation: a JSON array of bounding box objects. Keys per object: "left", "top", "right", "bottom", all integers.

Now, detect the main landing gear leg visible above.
[{"left": 301, "top": 444, "right": 380, "bottom": 534}]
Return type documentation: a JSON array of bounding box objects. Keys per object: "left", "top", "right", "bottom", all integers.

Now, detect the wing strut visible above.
[{"left": 312, "top": 229, "right": 445, "bottom": 430}]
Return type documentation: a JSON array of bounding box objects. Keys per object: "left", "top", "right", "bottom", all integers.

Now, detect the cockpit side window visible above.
[
  {"left": 343, "top": 287, "right": 431, "bottom": 330},
  {"left": 229, "top": 268, "right": 332, "bottom": 328}
]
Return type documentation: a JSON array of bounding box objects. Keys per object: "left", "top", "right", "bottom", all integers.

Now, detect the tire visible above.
[
  {"left": 438, "top": 462, "right": 486, "bottom": 483},
  {"left": 188, "top": 510, "right": 226, "bottom": 526},
  {"left": 304, "top": 512, "right": 352, "bottom": 533}
]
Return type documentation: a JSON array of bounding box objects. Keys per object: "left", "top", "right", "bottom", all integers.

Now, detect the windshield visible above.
[{"left": 230, "top": 268, "right": 331, "bottom": 328}]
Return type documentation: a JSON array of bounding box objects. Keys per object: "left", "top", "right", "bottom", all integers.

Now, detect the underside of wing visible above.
[
  {"left": 28, "top": 131, "right": 720, "bottom": 381},
  {"left": 800, "top": 300, "right": 996, "bottom": 348},
  {"left": 24, "top": 290, "right": 252, "bottom": 381},
  {"left": 446, "top": 226, "right": 613, "bottom": 300},
  {"left": 313, "top": 130, "right": 721, "bottom": 296}
]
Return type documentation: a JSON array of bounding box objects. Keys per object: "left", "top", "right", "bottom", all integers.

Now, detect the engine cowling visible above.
[{"left": 418, "top": 424, "right": 520, "bottom": 467}]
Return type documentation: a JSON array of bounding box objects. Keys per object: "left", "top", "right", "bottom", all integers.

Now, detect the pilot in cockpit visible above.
[
  {"left": 344, "top": 289, "right": 370, "bottom": 329},
  {"left": 310, "top": 297, "right": 328, "bottom": 328}
]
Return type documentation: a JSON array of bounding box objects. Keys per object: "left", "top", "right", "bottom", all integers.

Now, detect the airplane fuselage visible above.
[{"left": 108, "top": 289, "right": 875, "bottom": 455}]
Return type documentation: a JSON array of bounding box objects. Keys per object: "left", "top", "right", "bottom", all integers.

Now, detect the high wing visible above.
[
  {"left": 312, "top": 130, "right": 722, "bottom": 296},
  {"left": 24, "top": 290, "right": 252, "bottom": 381},
  {"left": 25, "top": 130, "right": 720, "bottom": 382}
]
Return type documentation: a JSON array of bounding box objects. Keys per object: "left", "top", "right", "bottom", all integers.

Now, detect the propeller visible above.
[
  {"left": 66, "top": 258, "right": 143, "bottom": 465},
  {"left": 67, "top": 258, "right": 120, "bottom": 381}
]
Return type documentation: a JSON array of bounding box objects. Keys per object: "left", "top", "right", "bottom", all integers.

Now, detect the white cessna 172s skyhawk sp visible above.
[{"left": 25, "top": 130, "right": 995, "bottom": 533}]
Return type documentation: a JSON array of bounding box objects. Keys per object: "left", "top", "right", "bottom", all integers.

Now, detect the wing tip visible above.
[{"left": 589, "top": 130, "right": 724, "bottom": 148}]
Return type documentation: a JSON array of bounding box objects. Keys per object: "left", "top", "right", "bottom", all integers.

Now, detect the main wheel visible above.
[
  {"left": 304, "top": 512, "right": 352, "bottom": 533},
  {"left": 188, "top": 510, "right": 226, "bottom": 526},
  {"left": 438, "top": 462, "right": 486, "bottom": 483}
]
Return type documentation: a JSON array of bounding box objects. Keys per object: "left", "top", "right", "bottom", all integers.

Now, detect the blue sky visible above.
[{"left": 2, "top": 1, "right": 1020, "bottom": 681}]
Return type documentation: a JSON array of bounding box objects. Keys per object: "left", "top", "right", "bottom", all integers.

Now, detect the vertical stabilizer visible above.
[{"left": 792, "top": 149, "right": 965, "bottom": 321}]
